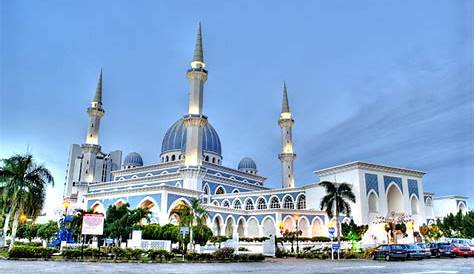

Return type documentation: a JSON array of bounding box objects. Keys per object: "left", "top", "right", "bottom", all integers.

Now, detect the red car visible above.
[{"left": 451, "top": 243, "right": 472, "bottom": 258}]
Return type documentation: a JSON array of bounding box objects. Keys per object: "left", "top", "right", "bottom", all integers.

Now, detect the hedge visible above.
[{"left": 8, "top": 246, "right": 56, "bottom": 258}]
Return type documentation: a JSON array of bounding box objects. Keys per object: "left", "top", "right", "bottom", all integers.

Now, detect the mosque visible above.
[{"left": 64, "top": 25, "right": 469, "bottom": 244}]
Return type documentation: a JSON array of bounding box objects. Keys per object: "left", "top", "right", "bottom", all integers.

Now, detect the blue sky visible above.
[{"left": 1, "top": 0, "right": 473, "bottom": 211}]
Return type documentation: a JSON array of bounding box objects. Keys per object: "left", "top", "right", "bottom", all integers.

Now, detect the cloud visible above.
[{"left": 300, "top": 52, "right": 473, "bottom": 200}]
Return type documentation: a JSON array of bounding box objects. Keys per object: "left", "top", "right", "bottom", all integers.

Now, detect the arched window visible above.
[
  {"left": 212, "top": 157, "right": 216, "bottom": 163},
  {"left": 215, "top": 186, "right": 225, "bottom": 195},
  {"left": 245, "top": 199, "right": 254, "bottom": 210},
  {"left": 171, "top": 155, "right": 176, "bottom": 161},
  {"left": 212, "top": 201, "right": 219, "bottom": 206},
  {"left": 165, "top": 155, "right": 169, "bottom": 162},
  {"left": 283, "top": 196, "right": 294, "bottom": 209},
  {"left": 270, "top": 197, "right": 281, "bottom": 209},
  {"left": 368, "top": 192, "right": 379, "bottom": 213},
  {"left": 232, "top": 189, "right": 240, "bottom": 194},
  {"left": 175, "top": 182, "right": 181, "bottom": 188},
  {"left": 257, "top": 198, "right": 267, "bottom": 209},
  {"left": 425, "top": 197, "right": 432, "bottom": 206},
  {"left": 233, "top": 200, "right": 242, "bottom": 209},
  {"left": 205, "top": 155, "right": 209, "bottom": 162},
  {"left": 297, "top": 195, "right": 306, "bottom": 209},
  {"left": 223, "top": 200, "right": 230, "bottom": 207}
]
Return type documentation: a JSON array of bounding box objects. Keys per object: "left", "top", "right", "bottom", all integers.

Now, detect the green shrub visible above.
[
  {"left": 82, "top": 248, "right": 105, "bottom": 258},
  {"left": 363, "top": 247, "right": 376, "bottom": 259},
  {"left": 147, "top": 249, "right": 174, "bottom": 262},
  {"left": 8, "top": 246, "right": 56, "bottom": 258},
  {"left": 213, "top": 247, "right": 235, "bottom": 260},
  {"left": 275, "top": 248, "right": 288, "bottom": 258},
  {"left": 14, "top": 242, "right": 42, "bottom": 247},
  {"left": 124, "top": 248, "right": 142, "bottom": 260},
  {"left": 111, "top": 246, "right": 126, "bottom": 258},
  {"left": 62, "top": 248, "right": 82, "bottom": 259}
]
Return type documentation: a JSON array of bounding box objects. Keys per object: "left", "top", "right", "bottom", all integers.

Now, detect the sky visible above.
[{"left": 1, "top": 0, "right": 473, "bottom": 217}]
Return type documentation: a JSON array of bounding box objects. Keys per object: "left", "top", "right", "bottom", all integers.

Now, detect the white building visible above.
[{"left": 63, "top": 24, "right": 469, "bottom": 244}]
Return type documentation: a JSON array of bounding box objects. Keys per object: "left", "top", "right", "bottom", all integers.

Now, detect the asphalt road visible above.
[{"left": 1, "top": 258, "right": 473, "bottom": 274}]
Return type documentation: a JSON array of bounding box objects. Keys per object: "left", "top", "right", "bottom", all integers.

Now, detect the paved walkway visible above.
[{"left": 1, "top": 258, "right": 473, "bottom": 274}]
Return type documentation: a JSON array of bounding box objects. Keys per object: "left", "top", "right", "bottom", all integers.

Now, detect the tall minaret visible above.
[
  {"left": 80, "top": 70, "right": 104, "bottom": 183},
  {"left": 85, "top": 69, "right": 104, "bottom": 145},
  {"left": 278, "top": 82, "right": 296, "bottom": 188},
  {"left": 181, "top": 23, "right": 208, "bottom": 190}
]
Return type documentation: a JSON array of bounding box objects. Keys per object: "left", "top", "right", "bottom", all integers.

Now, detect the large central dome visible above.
[{"left": 161, "top": 118, "right": 222, "bottom": 157}]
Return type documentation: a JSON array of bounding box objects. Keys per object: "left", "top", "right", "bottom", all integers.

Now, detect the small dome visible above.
[
  {"left": 238, "top": 157, "right": 257, "bottom": 173},
  {"left": 123, "top": 152, "right": 143, "bottom": 167},
  {"left": 161, "top": 118, "right": 222, "bottom": 156}
]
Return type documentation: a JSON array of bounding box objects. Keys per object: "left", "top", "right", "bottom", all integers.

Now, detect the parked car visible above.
[
  {"left": 451, "top": 243, "right": 472, "bottom": 258},
  {"left": 371, "top": 244, "right": 407, "bottom": 261},
  {"left": 429, "top": 242, "right": 455, "bottom": 258},
  {"left": 416, "top": 243, "right": 431, "bottom": 259},
  {"left": 401, "top": 244, "right": 425, "bottom": 260}
]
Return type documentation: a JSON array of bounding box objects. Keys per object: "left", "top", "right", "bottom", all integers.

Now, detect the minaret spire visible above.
[
  {"left": 181, "top": 23, "right": 209, "bottom": 191},
  {"left": 191, "top": 22, "right": 205, "bottom": 69},
  {"left": 282, "top": 81, "right": 290, "bottom": 113},
  {"left": 278, "top": 82, "right": 296, "bottom": 188},
  {"left": 92, "top": 69, "right": 103, "bottom": 105}
]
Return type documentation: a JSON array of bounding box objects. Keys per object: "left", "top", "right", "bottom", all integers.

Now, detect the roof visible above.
[{"left": 315, "top": 161, "right": 426, "bottom": 177}]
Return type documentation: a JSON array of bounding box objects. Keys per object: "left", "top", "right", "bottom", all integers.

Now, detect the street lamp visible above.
[
  {"left": 294, "top": 214, "right": 299, "bottom": 254},
  {"left": 63, "top": 199, "right": 71, "bottom": 215}
]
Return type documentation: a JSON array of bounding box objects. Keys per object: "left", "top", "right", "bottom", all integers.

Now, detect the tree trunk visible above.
[
  {"left": 2, "top": 211, "right": 11, "bottom": 246},
  {"left": 9, "top": 210, "right": 20, "bottom": 251}
]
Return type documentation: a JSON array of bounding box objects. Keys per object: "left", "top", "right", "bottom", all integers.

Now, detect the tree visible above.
[
  {"left": 0, "top": 154, "right": 54, "bottom": 250},
  {"left": 319, "top": 181, "right": 356, "bottom": 249},
  {"left": 177, "top": 198, "right": 207, "bottom": 252},
  {"left": 436, "top": 210, "right": 474, "bottom": 238},
  {"left": 69, "top": 209, "right": 94, "bottom": 241},
  {"left": 104, "top": 203, "right": 150, "bottom": 244},
  {"left": 37, "top": 221, "right": 58, "bottom": 244}
]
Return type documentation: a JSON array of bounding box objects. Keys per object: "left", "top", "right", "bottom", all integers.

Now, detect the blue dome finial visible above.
[
  {"left": 123, "top": 152, "right": 143, "bottom": 168},
  {"left": 238, "top": 157, "right": 257, "bottom": 174}
]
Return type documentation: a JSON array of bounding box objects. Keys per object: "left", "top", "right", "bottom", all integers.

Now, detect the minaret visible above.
[
  {"left": 278, "top": 82, "right": 296, "bottom": 188},
  {"left": 85, "top": 69, "right": 105, "bottom": 145},
  {"left": 181, "top": 23, "right": 208, "bottom": 190},
  {"left": 80, "top": 70, "right": 104, "bottom": 183}
]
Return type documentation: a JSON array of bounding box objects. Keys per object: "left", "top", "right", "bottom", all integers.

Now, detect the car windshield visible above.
[
  {"left": 391, "top": 245, "right": 404, "bottom": 250},
  {"left": 439, "top": 243, "right": 451, "bottom": 248}
]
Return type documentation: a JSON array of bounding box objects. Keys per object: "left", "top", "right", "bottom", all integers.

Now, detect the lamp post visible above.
[
  {"left": 63, "top": 199, "right": 71, "bottom": 215},
  {"left": 294, "top": 214, "right": 299, "bottom": 254}
]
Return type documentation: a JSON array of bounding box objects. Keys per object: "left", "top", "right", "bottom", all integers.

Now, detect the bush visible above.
[
  {"left": 82, "top": 248, "right": 106, "bottom": 258},
  {"left": 62, "top": 248, "right": 82, "bottom": 259},
  {"left": 124, "top": 248, "right": 143, "bottom": 260},
  {"left": 111, "top": 246, "right": 126, "bottom": 259},
  {"left": 8, "top": 246, "right": 56, "bottom": 258},
  {"left": 363, "top": 247, "right": 376, "bottom": 259},
  {"left": 238, "top": 247, "right": 249, "bottom": 251},
  {"left": 213, "top": 247, "right": 235, "bottom": 260},
  {"left": 147, "top": 249, "right": 174, "bottom": 262},
  {"left": 14, "top": 242, "right": 42, "bottom": 247}
]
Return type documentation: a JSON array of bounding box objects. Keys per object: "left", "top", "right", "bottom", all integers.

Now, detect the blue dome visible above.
[
  {"left": 238, "top": 157, "right": 257, "bottom": 171},
  {"left": 123, "top": 152, "right": 143, "bottom": 167},
  {"left": 161, "top": 119, "right": 222, "bottom": 156}
]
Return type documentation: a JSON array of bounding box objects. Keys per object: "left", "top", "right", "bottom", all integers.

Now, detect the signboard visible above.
[
  {"left": 332, "top": 243, "right": 340, "bottom": 251},
  {"left": 328, "top": 227, "right": 335, "bottom": 234},
  {"left": 180, "top": 226, "right": 189, "bottom": 235},
  {"left": 81, "top": 213, "right": 104, "bottom": 235}
]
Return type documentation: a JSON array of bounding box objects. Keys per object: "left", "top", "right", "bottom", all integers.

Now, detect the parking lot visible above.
[{"left": 1, "top": 257, "right": 473, "bottom": 274}]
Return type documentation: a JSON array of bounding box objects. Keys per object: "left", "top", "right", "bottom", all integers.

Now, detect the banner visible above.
[{"left": 81, "top": 213, "right": 104, "bottom": 235}]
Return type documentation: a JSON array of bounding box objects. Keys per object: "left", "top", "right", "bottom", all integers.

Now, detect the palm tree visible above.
[
  {"left": 178, "top": 198, "right": 207, "bottom": 252},
  {"left": 0, "top": 154, "right": 54, "bottom": 250},
  {"left": 319, "top": 181, "right": 356, "bottom": 249}
]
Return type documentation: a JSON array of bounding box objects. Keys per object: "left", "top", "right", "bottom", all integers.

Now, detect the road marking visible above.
[{"left": 403, "top": 271, "right": 458, "bottom": 274}]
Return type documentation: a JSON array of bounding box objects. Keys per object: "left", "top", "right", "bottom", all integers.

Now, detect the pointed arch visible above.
[
  {"left": 245, "top": 198, "right": 255, "bottom": 210},
  {"left": 224, "top": 215, "right": 235, "bottom": 237},
  {"left": 269, "top": 196, "right": 281, "bottom": 209},
  {"left": 386, "top": 182, "right": 404, "bottom": 215},
  {"left": 367, "top": 190, "right": 379, "bottom": 213},
  {"left": 298, "top": 216, "right": 310, "bottom": 237},
  {"left": 247, "top": 217, "right": 259, "bottom": 237},
  {"left": 215, "top": 185, "right": 226, "bottom": 195},
  {"left": 256, "top": 196, "right": 267, "bottom": 210},
  {"left": 410, "top": 194, "right": 419, "bottom": 215},
  {"left": 311, "top": 217, "right": 324, "bottom": 237},
  {"left": 212, "top": 214, "right": 224, "bottom": 236},
  {"left": 282, "top": 215, "right": 294, "bottom": 232},
  {"left": 283, "top": 194, "right": 295, "bottom": 209},
  {"left": 262, "top": 216, "right": 276, "bottom": 237},
  {"left": 222, "top": 199, "right": 231, "bottom": 208},
  {"left": 233, "top": 199, "right": 242, "bottom": 209},
  {"left": 236, "top": 216, "right": 246, "bottom": 238},
  {"left": 296, "top": 193, "right": 306, "bottom": 209}
]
